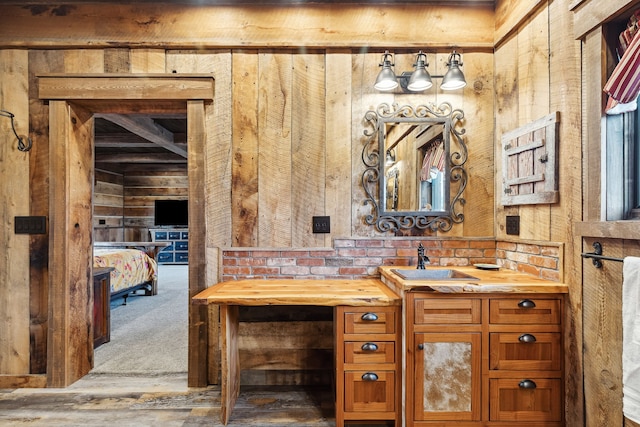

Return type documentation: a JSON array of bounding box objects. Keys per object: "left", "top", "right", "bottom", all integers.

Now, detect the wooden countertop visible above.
[
  {"left": 379, "top": 266, "right": 569, "bottom": 294},
  {"left": 192, "top": 278, "right": 401, "bottom": 307}
]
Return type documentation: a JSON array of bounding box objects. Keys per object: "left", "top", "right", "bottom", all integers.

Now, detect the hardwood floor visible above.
[{"left": 0, "top": 373, "right": 338, "bottom": 426}]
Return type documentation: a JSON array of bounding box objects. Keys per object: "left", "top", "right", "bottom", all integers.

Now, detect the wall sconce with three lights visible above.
[{"left": 374, "top": 50, "right": 466, "bottom": 92}]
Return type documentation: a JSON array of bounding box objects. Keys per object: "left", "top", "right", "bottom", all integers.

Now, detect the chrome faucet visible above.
[{"left": 417, "top": 243, "right": 430, "bottom": 269}]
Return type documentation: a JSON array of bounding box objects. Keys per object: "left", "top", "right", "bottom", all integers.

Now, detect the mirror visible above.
[{"left": 362, "top": 102, "right": 467, "bottom": 232}]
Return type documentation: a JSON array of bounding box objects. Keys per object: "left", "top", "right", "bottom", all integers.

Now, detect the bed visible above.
[{"left": 93, "top": 248, "right": 158, "bottom": 304}]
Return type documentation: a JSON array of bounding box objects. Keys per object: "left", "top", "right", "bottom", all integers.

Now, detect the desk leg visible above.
[{"left": 220, "top": 305, "right": 240, "bottom": 425}]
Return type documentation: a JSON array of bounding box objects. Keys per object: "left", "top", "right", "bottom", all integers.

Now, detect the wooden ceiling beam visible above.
[
  {"left": 95, "top": 153, "right": 187, "bottom": 163},
  {"left": 3, "top": 4, "right": 494, "bottom": 49},
  {"left": 96, "top": 113, "right": 188, "bottom": 158}
]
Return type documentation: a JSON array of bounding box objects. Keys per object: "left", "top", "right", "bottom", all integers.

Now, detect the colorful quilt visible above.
[{"left": 93, "top": 248, "right": 158, "bottom": 294}]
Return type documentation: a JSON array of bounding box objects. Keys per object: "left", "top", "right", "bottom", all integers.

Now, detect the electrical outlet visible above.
[
  {"left": 506, "top": 215, "right": 520, "bottom": 235},
  {"left": 312, "top": 216, "right": 330, "bottom": 233},
  {"left": 15, "top": 216, "right": 47, "bottom": 234}
]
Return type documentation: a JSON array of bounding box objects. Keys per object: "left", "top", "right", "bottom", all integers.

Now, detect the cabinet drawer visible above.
[
  {"left": 154, "top": 231, "right": 168, "bottom": 240},
  {"left": 343, "top": 308, "right": 397, "bottom": 335},
  {"left": 157, "top": 252, "right": 174, "bottom": 263},
  {"left": 489, "top": 377, "right": 562, "bottom": 422},
  {"left": 344, "top": 371, "right": 395, "bottom": 413},
  {"left": 490, "top": 332, "right": 562, "bottom": 371},
  {"left": 175, "top": 240, "right": 188, "bottom": 251},
  {"left": 414, "top": 298, "right": 481, "bottom": 324},
  {"left": 175, "top": 252, "right": 189, "bottom": 263},
  {"left": 490, "top": 298, "right": 561, "bottom": 324},
  {"left": 344, "top": 341, "right": 395, "bottom": 365},
  {"left": 168, "top": 231, "right": 181, "bottom": 240}
]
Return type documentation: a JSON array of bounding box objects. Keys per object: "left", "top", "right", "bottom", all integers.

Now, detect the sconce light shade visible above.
[
  {"left": 374, "top": 51, "right": 399, "bottom": 91},
  {"left": 385, "top": 149, "right": 396, "bottom": 165},
  {"left": 407, "top": 51, "right": 433, "bottom": 91},
  {"left": 440, "top": 50, "right": 467, "bottom": 91}
]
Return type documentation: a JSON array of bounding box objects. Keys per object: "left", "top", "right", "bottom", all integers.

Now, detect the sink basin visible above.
[{"left": 391, "top": 268, "right": 479, "bottom": 281}]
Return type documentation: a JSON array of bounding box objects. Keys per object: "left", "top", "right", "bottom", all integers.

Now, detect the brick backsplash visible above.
[
  {"left": 495, "top": 240, "right": 562, "bottom": 282},
  {"left": 220, "top": 237, "right": 562, "bottom": 282}
]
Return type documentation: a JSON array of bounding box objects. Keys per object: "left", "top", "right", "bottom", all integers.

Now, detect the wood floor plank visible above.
[{"left": 0, "top": 375, "right": 343, "bottom": 426}]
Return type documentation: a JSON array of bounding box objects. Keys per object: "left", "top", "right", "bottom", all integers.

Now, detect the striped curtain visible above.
[{"left": 605, "top": 18, "right": 640, "bottom": 114}]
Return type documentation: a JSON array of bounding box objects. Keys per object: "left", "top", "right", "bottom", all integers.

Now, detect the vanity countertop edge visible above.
[{"left": 378, "top": 265, "right": 569, "bottom": 295}]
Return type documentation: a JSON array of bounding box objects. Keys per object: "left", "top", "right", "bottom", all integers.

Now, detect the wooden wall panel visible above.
[
  {"left": 291, "top": 53, "right": 326, "bottom": 247},
  {"left": 494, "top": 34, "right": 520, "bottom": 240},
  {"left": 231, "top": 50, "right": 259, "bottom": 247},
  {"left": 258, "top": 52, "right": 293, "bottom": 247},
  {"left": 0, "top": 49, "right": 30, "bottom": 375},
  {"left": 325, "top": 50, "right": 352, "bottom": 241}
]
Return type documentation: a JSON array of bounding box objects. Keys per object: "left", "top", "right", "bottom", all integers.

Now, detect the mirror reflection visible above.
[{"left": 362, "top": 102, "right": 467, "bottom": 232}]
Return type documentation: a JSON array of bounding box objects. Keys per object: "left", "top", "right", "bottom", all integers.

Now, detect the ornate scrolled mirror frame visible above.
[{"left": 361, "top": 102, "right": 467, "bottom": 233}]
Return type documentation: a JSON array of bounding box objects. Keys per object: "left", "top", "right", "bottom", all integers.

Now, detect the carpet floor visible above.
[{"left": 93, "top": 264, "right": 189, "bottom": 375}]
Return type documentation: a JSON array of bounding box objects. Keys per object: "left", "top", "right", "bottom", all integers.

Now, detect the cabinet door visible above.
[{"left": 414, "top": 332, "right": 481, "bottom": 421}]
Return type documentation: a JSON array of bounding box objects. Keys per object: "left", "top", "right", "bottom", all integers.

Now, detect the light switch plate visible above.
[
  {"left": 15, "top": 216, "right": 47, "bottom": 234},
  {"left": 312, "top": 216, "right": 330, "bottom": 233},
  {"left": 506, "top": 215, "right": 520, "bottom": 235}
]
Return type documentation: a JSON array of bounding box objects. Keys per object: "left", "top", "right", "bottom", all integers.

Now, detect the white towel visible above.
[{"left": 623, "top": 256, "right": 640, "bottom": 423}]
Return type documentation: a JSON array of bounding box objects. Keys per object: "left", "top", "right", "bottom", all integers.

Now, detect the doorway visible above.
[
  {"left": 39, "top": 74, "right": 212, "bottom": 387},
  {"left": 92, "top": 112, "right": 189, "bottom": 374}
]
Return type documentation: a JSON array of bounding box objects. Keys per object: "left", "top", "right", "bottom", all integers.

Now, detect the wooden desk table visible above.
[
  {"left": 93, "top": 241, "right": 170, "bottom": 261},
  {"left": 192, "top": 278, "right": 401, "bottom": 425}
]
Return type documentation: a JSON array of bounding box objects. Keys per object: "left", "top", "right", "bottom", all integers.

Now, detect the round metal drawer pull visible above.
[
  {"left": 361, "top": 312, "right": 378, "bottom": 322},
  {"left": 418, "top": 344, "right": 424, "bottom": 350},
  {"left": 361, "top": 342, "right": 378, "bottom": 352},
  {"left": 362, "top": 372, "right": 379, "bottom": 381},
  {"left": 518, "top": 299, "right": 536, "bottom": 309},
  {"left": 519, "top": 333, "right": 537, "bottom": 343},
  {"left": 519, "top": 379, "right": 537, "bottom": 389}
]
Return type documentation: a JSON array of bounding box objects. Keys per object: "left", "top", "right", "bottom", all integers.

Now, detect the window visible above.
[{"left": 604, "top": 99, "right": 640, "bottom": 220}]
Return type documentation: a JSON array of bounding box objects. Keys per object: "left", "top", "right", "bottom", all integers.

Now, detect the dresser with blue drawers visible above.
[{"left": 150, "top": 228, "right": 189, "bottom": 264}]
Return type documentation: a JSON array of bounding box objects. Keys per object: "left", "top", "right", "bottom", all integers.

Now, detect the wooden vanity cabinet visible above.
[
  {"left": 335, "top": 305, "right": 401, "bottom": 426},
  {"left": 407, "top": 293, "right": 564, "bottom": 427}
]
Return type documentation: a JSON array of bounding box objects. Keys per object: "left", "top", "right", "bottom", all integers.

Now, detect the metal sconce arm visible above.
[{"left": 0, "top": 110, "right": 32, "bottom": 152}]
